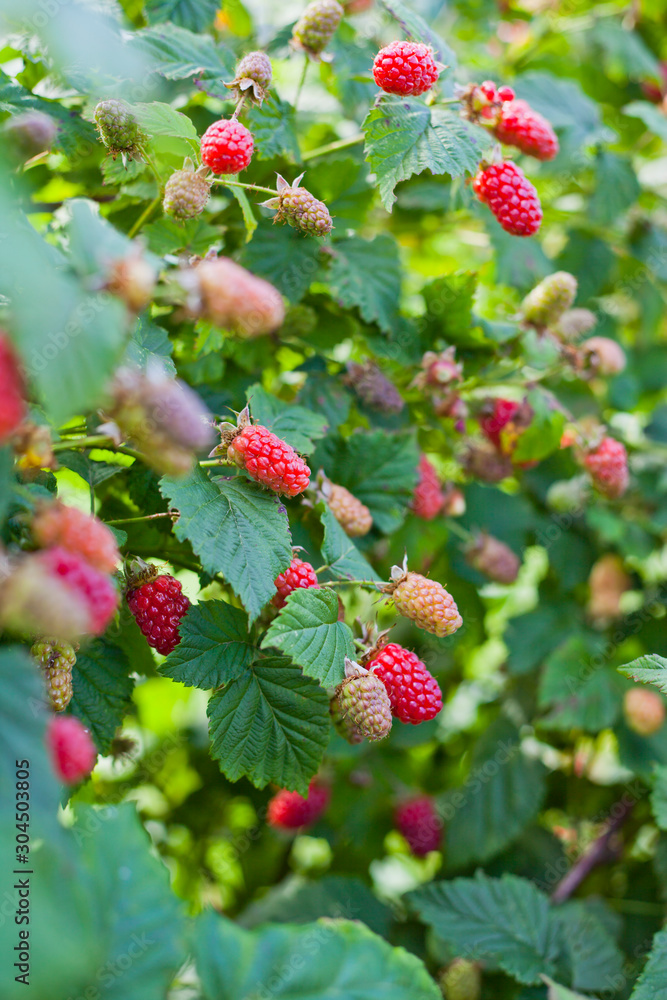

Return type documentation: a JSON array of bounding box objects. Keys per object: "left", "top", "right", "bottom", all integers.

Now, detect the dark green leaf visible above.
[
  {"left": 144, "top": 0, "right": 219, "bottom": 32},
  {"left": 326, "top": 234, "right": 401, "bottom": 333},
  {"left": 70, "top": 638, "right": 134, "bottom": 754},
  {"left": 160, "top": 600, "right": 254, "bottom": 689},
  {"left": 422, "top": 273, "right": 485, "bottom": 347},
  {"left": 262, "top": 588, "right": 354, "bottom": 687},
  {"left": 247, "top": 95, "right": 300, "bottom": 162},
  {"left": 318, "top": 501, "right": 382, "bottom": 581},
  {"left": 378, "top": 0, "right": 456, "bottom": 66},
  {"left": 240, "top": 221, "right": 322, "bottom": 302},
  {"left": 590, "top": 151, "right": 640, "bottom": 226},
  {"left": 618, "top": 654, "right": 667, "bottom": 694},
  {"left": 245, "top": 383, "right": 328, "bottom": 453},
  {"left": 628, "top": 928, "right": 667, "bottom": 999},
  {"left": 133, "top": 22, "right": 235, "bottom": 85},
  {"left": 554, "top": 901, "right": 624, "bottom": 992}
]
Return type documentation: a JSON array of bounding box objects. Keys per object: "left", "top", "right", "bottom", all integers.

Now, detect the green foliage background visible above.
[{"left": 1, "top": 0, "right": 667, "bottom": 997}]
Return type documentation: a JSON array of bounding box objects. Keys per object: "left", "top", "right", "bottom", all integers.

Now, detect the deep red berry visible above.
[
  {"left": 497, "top": 85, "right": 515, "bottom": 102},
  {"left": 200, "top": 119, "right": 254, "bottom": 175},
  {"left": 395, "top": 796, "right": 442, "bottom": 855},
  {"left": 47, "top": 715, "right": 97, "bottom": 784},
  {"left": 228, "top": 424, "right": 310, "bottom": 496},
  {"left": 273, "top": 557, "right": 320, "bottom": 608},
  {"left": 0, "top": 333, "right": 26, "bottom": 443},
  {"left": 493, "top": 99, "right": 559, "bottom": 161},
  {"left": 373, "top": 41, "right": 441, "bottom": 96},
  {"left": 127, "top": 574, "right": 190, "bottom": 656},
  {"left": 583, "top": 437, "right": 629, "bottom": 499},
  {"left": 33, "top": 502, "right": 120, "bottom": 574},
  {"left": 410, "top": 455, "right": 445, "bottom": 520},
  {"left": 472, "top": 160, "right": 542, "bottom": 237},
  {"left": 40, "top": 546, "right": 118, "bottom": 635},
  {"left": 479, "top": 80, "right": 497, "bottom": 101},
  {"left": 267, "top": 781, "right": 330, "bottom": 830},
  {"left": 367, "top": 642, "right": 442, "bottom": 724},
  {"left": 479, "top": 398, "right": 521, "bottom": 451}
]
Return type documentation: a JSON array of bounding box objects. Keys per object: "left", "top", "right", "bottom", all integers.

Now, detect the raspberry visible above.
[
  {"left": 126, "top": 572, "right": 190, "bottom": 657},
  {"left": 33, "top": 502, "right": 120, "bottom": 574},
  {"left": 582, "top": 336, "right": 626, "bottom": 376},
  {"left": 373, "top": 41, "right": 441, "bottom": 96},
  {"left": 366, "top": 642, "right": 442, "bottom": 723},
  {"left": 587, "top": 554, "right": 630, "bottom": 622},
  {"left": 472, "top": 160, "right": 542, "bottom": 237},
  {"left": 497, "top": 85, "right": 515, "bottom": 102},
  {"left": 465, "top": 532, "right": 520, "bottom": 584},
  {"left": 478, "top": 398, "right": 521, "bottom": 452},
  {"left": 583, "top": 437, "right": 629, "bottom": 499},
  {"left": 40, "top": 547, "right": 118, "bottom": 636},
  {"left": 387, "top": 568, "right": 463, "bottom": 638},
  {"left": 273, "top": 557, "right": 320, "bottom": 608},
  {"left": 200, "top": 119, "right": 254, "bottom": 175},
  {"left": 325, "top": 482, "right": 372, "bottom": 537},
  {"left": 493, "top": 98, "right": 559, "bottom": 161},
  {"left": 187, "top": 256, "right": 285, "bottom": 337},
  {"left": 331, "top": 658, "right": 393, "bottom": 741},
  {"left": 395, "top": 796, "right": 442, "bottom": 854},
  {"left": 343, "top": 361, "right": 404, "bottom": 413},
  {"left": 552, "top": 308, "right": 597, "bottom": 341},
  {"left": 479, "top": 81, "right": 497, "bottom": 102},
  {"left": 225, "top": 51, "right": 273, "bottom": 103},
  {"left": 4, "top": 110, "right": 57, "bottom": 158},
  {"left": 521, "top": 271, "right": 577, "bottom": 328},
  {"left": 106, "top": 364, "right": 214, "bottom": 477},
  {"left": 228, "top": 424, "right": 310, "bottom": 496},
  {"left": 267, "top": 781, "right": 330, "bottom": 830},
  {"left": 292, "top": 0, "right": 344, "bottom": 57},
  {"left": 47, "top": 715, "right": 97, "bottom": 784},
  {"left": 93, "top": 100, "right": 144, "bottom": 159},
  {"left": 0, "top": 333, "right": 25, "bottom": 443},
  {"left": 462, "top": 443, "right": 513, "bottom": 483},
  {"left": 410, "top": 456, "right": 445, "bottom": 521},
  {"left": 163, "top": 166, "right": 211, "bottom": 220},
  {"left": 624, "top": 688, "right": 665, "bottom": 737},
  {"left": 262, "top": 174, "right": 333, "bottom": 236},
  {"left": 439, "top": 958, "right": 482, "bottom": 1000},
  {"left": 31, "top": 638, "right": 76, "bottom": 712},
  {"left": 329, "top": 694, "right": 364, "bottom": 744}
]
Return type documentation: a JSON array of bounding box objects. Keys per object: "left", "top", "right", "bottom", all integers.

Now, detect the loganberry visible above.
[
  {"left": 267, "top": 781, "right": 330, "bottom": 829},
  {"left": 472, "top": 160, "right": 542, "bottom": 237},
  {"left": 366, "top": 642, "right": 442, "bottom": 723},
  {"left": 127, "top": 572, "right": 190, "bottom": 657},
  {"left": 395, "top": 796, "right": 442, "bottom": 855},
  {"left": 47, "top": 715, "right": 97, "bottom": 784},
  {"left": 200, "top": 119, "right": 254, "bottom": 175},
  {"left": 373, "top": 41, "right": 441, "bottom": 96},
  {"left": 273, "top": 557, "right": 320, "bottom": 608}
]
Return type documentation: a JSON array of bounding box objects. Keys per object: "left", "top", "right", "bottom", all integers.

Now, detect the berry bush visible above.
[{"left": 1, "top": 0, "right": 667, "bottom": 997}]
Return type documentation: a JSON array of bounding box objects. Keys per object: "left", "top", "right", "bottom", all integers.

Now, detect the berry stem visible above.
[
  {"left": 106, "top": 512, "right": 176, "bottom": 526},
  {"left": 211, "top": 178, "right": 278, "bottom": 197},
  {"left": 127, "top": 194, "right": 161, "bottom": 239},
  {"left": 320, "top": 579, "right": 383, "bottom": 590},
  {"left": 52, "top": 434, "right": 115, "bottom": 452},
  {"left": 199, "top": 457, "right": 237, "bottom": 468},
  {"left": 301, "top": 133, "right": 365, "bottom": 161},
  {"left": 294, "top": 57, "right": 309, "bottom": 111},
  {"left": 232, "top": 96, "right": 246, "bottom": 121},
  {"left": 444, "top": 518, "right": 472, "bottom": 542}
]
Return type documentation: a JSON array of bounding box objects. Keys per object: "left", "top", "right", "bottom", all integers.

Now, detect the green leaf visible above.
[
  {"left": 542, "top": 979, "right": 593, "bottom": 1000},
  {"left": 363, "top": 98, "right": 491, "bottom": 211},
  {"left": 512, "top": 391, "right": 566, "bottom": 464},
  {"left": 629, "top": 928, "right": 667, "bottom": 999},
  {"left": 262, "top": 588, "right": 354, "bottom": 687},
  {"left": 618, "top": 654, "right": 667, "bottom": 694},
  {"left": 539, "top": 635, "right": 624, "bottom": 733},
  {"left": 240, "top": 220, "right": 323, "bottom": 302},
  {"left": 133, "top": 22, "right": 235, "bottom": 85},
  {"left": 326, "top": 234, "right": 401, "bottom": 333},
  {"left": 195, "top": 911, "right": 441, "bottom": 1000},
  {"left": 443, "top": 718, "right": 546, "bottom": 869},
  {"left": 247, "top": 95, "right": 300, "bottom": 162},
  {"left": 207, "top": 655, "right": 330, "bottom": 793},
  {"left": 80, "top": 803, "right": 189, "bottom": 1000},
  {"left": 130, "top": 100, "right": 200, "bottom": 159},
  {"left": 144, "top": 0, "right": 219, "bottom": 32},
  {"left": 246, "top": 383, "right": 328, "bottom": 453},
  {"left": 125, "top": 315, "right": 176, "bottom": 376},
  {"left": 623, "top": 100, "right": 667, "bottom": 143},
  {"left": 238, "top": 874, "right": 391, "bottom": 936},
  {"left": 553, "top": 901, "right": 624, "bottom": 992},
  {"left": 160, "top": 467, "right": 292, "bottom": 624},
  {"left": 143, "top": 216, "right": 221, "bottom": 256},
  {"left": 652, "top": 765, "right": 667, "bottom": 830},
  {"left": 514, "top": 72, "right": 605, "bottom": 146},
  {"left": 70, "top": 639, "right": 134, "bottom": 755},
  {"left": 160, "top": 600, "right": 255, "bottom": 689},
  {"left": 318, "top": 501, "right": 382, "bottom": 581},
  {"left": 228, "top": 183, "right": 258, "bottom": 242},
  {"left": 306, "top": 155, "right": 374, "bottom": 233},
  {"left": 408, "top": 872, "right": 563, "bottom": 985},
  {"left": 0, "top": 69, "right": 98, "bottom": 158},
  {"left": 422, "top": 273, "right": 487, "bottom": 348},
  {"left": 590, "top": 151, "right": 640, "bottom": 226},
  {"left": 506, "top": 605, "right": 579, "bottom": 675},
  {"left": 378, "top": 0, "right": 456, "bottom": 67},
  {"left": 314, "top": 430, "right": 420, "bottom": 533},
  {"left": 590, "top": 20, "right": 661, "bottom": 80}
]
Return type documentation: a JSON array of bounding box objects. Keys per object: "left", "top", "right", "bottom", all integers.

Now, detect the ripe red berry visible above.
[
  {"left": 410, "top": 455, "right": 445, "bottom": 521},
  {"left": 0, "top": 333, "right": 26, "bottom": 443},
  {"left": 41, "top": 546, "right": 118, "bottom": 635},
  {"left": 33, "top": 502, "right": 120, "bottom": 574},
  {"left": 228, "top": 424, "right": 310, "bottom": 496},
  {"left": 273, "top": 557, "right": 320, "bottom": 608},
  {"left": 478, "top": 398, "right": 521, "bottom": 451},
  {"left": 366, "top": 642, "right": 442, "bottom": 723},
  {"left": 127, "top": 573, "right": 190, "bottom": 656},
  {"left": 47, "top": 715, "right": 97, "bottom": 784},
  {"left": 395, "top": 796, "right": 442, "bottom": 855},
  {"left": 493, "top": 98, "right": 559, "bottom": 161},
  {"left": 497, "top": 85, "right": 515, "bottom": 102},
  {"left": 583, "top": 437, "right": 629, "bottom": 499},
  {"left": 200, "top": 119, "right": 254, "bottom": 175},
  {"left": 472, "top": 160, "right": 542, "bottom": 237},
  {"left": 373, "top": 41, "right": 441, "bottom": 96},
  {"left": 267, "top": 781, "right": 330, "bottom": 830}
]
